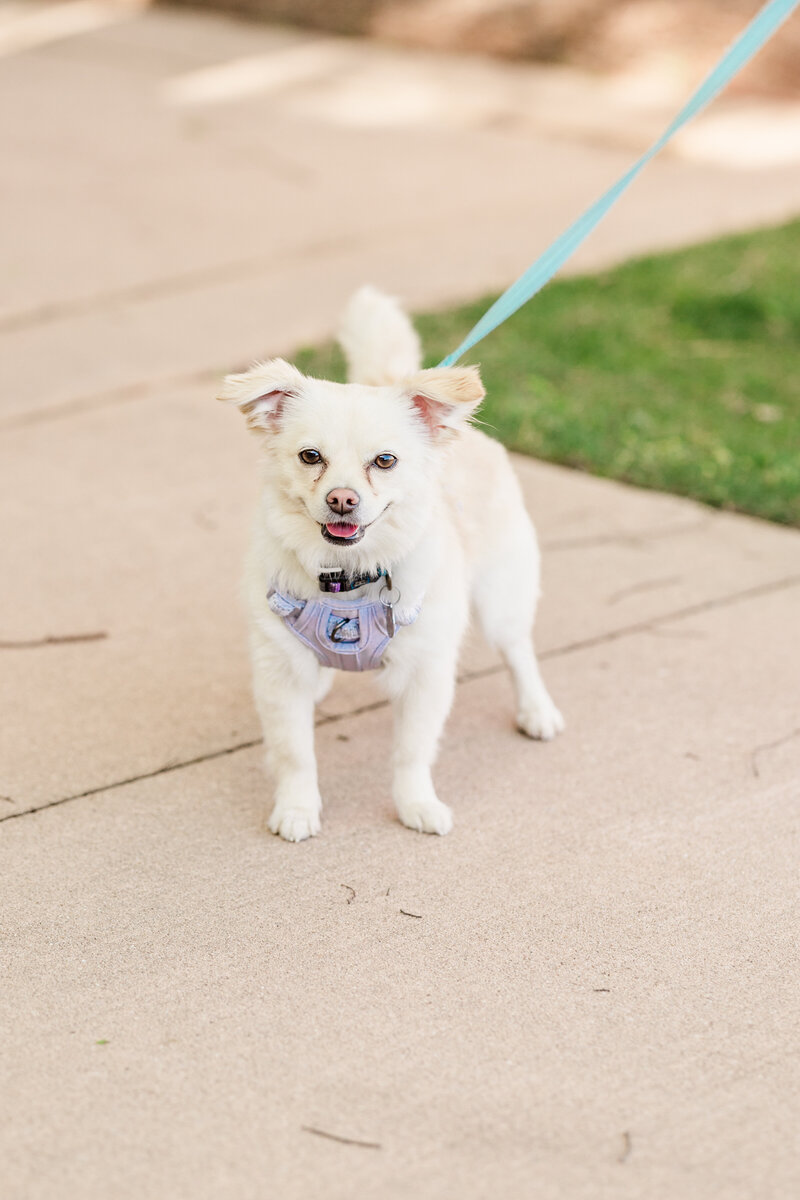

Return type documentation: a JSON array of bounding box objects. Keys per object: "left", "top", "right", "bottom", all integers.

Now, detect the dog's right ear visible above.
[{"left": 218, "top": 358, "right": 305, "bottom": 432}]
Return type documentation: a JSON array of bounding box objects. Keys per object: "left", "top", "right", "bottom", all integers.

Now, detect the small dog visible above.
[{"left": 220, "top": 287, "right": 563, "bottom": 841}]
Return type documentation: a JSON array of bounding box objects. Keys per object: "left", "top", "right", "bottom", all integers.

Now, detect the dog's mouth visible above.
[
  {"left": 321, "top": 521, "right": 365, "bottom": 546},
  {"left": 319, "top": 504, "right": 392, "bottom": 546}
]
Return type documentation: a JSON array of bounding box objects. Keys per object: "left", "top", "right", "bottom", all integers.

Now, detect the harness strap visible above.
[{"left": 266, "top": 587, "right": 420, "bottom": 672}]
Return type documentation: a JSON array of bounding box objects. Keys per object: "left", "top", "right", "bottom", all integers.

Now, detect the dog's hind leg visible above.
[{"left": 472, "top": 518, "right": 564, "bottom": 741}]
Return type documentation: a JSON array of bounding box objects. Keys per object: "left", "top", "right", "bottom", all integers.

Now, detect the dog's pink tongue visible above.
[{"left": 327, "top": 522, "right": 360, "bottom": 539}]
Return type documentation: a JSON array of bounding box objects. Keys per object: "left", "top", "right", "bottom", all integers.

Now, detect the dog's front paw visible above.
[
  {"left": 397, "top": 797, "right": 453, "bottom": 835},
  {"left": 394, "top": 777, "right": 453, "bottom": 836},
  {"left": 268, "top": 804, "right": 321, "bottom": 843},
  {"left": 517, "top": 694, "right": 565, "bottom": 741}
]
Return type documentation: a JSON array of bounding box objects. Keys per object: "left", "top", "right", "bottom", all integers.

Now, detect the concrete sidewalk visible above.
[{"left": 2, "top": 5, "right": 799, "bottom": 1198}]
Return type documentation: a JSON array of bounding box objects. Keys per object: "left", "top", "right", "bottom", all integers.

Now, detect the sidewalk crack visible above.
[
  {"left": 606, "top": 575, "right": 682, "bottom": 605},
  {"left": 750, "top": 728, "right": 800, "bottom": 778},
  {"left": 0, "top": 368, "right": 224, "bottom": 433},
  {"left": 543, "top": 518, "right": 711, "bottom": 551},
  {"left": 0, "top": 236, "right": 353, "bottom": 338}
]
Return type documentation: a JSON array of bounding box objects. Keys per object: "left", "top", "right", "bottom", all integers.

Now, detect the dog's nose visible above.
[{"left": 326, "top": 487, "right": 360, "bottom": 515}]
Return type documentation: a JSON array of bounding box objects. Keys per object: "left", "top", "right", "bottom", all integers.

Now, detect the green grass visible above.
[{"left": 295, "top": 220, "right": 800, "bottom": 526}]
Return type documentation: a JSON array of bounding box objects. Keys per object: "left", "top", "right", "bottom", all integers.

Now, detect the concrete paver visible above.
[
  {"left": 2, "top": 4, "right": 800, "bottom": 1197},
  {"left": 3, "top": 585, "right": 799, "bottom": 1199}
]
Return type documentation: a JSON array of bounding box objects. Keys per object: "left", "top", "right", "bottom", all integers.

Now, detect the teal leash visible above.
[{"left": 439, "top": 0, "right": 799, "bottom": 368}]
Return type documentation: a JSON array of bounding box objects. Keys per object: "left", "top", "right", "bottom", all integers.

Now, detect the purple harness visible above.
[{"left": 267, "top": 586, "right": 420, "bottom": 671}]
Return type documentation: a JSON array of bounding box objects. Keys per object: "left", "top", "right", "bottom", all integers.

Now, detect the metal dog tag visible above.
[
  {"left": 383, "top": 600, "right": 395, "bottom": 638},
  {"left": 380, "top": 572, "right": 397, "bottom": 638}
]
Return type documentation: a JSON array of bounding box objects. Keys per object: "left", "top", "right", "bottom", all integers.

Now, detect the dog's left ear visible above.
[
  {"left": 403, "top": 366, "right": 485, "bottom": 438},
  {"left": 218, "top": 358, "right": 305, "bottom": 432}
]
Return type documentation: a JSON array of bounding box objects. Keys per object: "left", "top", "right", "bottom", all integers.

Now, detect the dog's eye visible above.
[
  {"left": 373, "top": 453, "right": 397, "bottom": 470},
  {"left": 299, "top": 448, "right": 322, "bottom": 466}
]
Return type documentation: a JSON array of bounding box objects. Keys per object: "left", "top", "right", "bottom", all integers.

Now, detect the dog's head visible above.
[{"left": 220, "top": 359, "right": 485, "bottom": 574}]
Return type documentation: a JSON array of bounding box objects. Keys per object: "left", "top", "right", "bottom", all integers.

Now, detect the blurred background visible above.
[
  {"left": 2, "top": 0, "right": 799, "bottom": 388},
  {"left": 168, "top": 0, "right": 800, "bottom": 97},
  {"left": 3, "top": 0, "right": 798, "bottom": 501},
  {"left": 3, "top": 1, "right": 800, "bottom": 363}
]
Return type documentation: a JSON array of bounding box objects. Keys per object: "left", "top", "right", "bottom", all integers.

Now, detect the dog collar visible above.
[{"left": 317, "top": 567, "right": 388, "bottom": 594}]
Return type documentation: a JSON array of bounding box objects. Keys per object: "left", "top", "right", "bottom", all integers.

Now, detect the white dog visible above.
[{"left": 220, "top": 287, "right": 563, "bottom": 841}]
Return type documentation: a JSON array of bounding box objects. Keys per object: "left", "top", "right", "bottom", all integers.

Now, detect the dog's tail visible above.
[{"left": 337, "top": 286, "right": 421, "bottom": 386}]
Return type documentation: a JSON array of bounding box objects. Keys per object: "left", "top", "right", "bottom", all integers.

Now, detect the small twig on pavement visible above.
[
  {"left": 399, "top": 910, "right": 422, "bottom": 919},
  {"left": 302, "top": 1126, "right": 381, "bottom": 1150},
  {"left": 0, "top": 631, "right": 107, "bottom": 649},
  {"left": 340, "top": 884, "right": 356, "bottom": 904}
]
